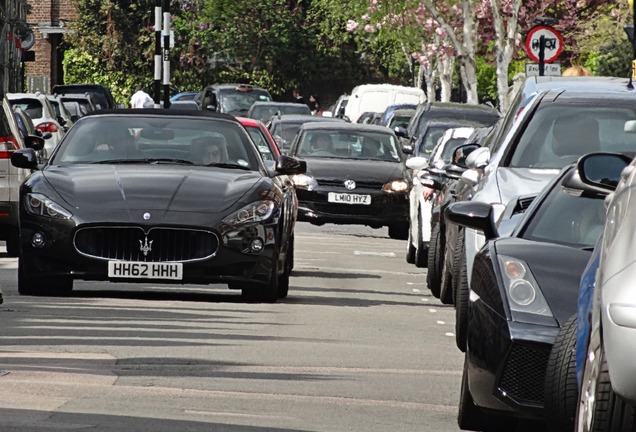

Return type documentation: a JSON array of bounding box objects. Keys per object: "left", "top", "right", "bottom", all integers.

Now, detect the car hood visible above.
[
  {"left": 495, "top": 238, "right": 592, "bottom": 326},
  {"left": 305, "top": 158, "right": 406, "bottom": 182},
  {"left": 42, "top": 165, "right": 263, "bottom": 214},
  {"left": 495, "top": 168, "right": 559, "bottom": 204}
]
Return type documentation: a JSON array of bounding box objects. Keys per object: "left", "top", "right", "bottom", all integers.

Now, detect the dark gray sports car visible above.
[{"left": 11, "top": 109, "right": 306, "bottom": 302}]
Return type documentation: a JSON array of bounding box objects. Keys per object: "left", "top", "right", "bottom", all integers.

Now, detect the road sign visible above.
[
  {"left": 525, "top": 25, "right": 564, "bottom": 63},
  {"left": 526, "top": 63, "right": 561, "bottom": 77}
]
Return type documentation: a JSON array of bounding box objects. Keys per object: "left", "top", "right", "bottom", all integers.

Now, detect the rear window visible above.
[{"left": 10, "top": 98, "right": 43, "bottom": 120}]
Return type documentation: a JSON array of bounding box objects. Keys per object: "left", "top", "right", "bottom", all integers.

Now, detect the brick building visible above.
[{"left": 25, "top": 0, "right": 77, "bottom": 93}]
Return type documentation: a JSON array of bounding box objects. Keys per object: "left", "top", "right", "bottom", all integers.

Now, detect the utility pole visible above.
[
  {"left": 162, "top": 0, "right": 171, "bottom": 108},
  {"left": 153, "top": 0, "right": 162, "bottom": 106}
]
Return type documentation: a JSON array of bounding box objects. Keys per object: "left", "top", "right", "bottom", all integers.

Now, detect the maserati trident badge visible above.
[
  {"left": 344, "top": 179, "right": 356, "bottom": 190},
  {"left": 139, "top": 237, "right": 153, "bottom": 256},
  {"left": 143, "top": 212, "right": 151, "bottom": 220}
]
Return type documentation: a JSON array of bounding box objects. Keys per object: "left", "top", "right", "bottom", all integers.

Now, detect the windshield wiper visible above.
[
  {"left": 91, "top": 159, "right": 149, "bottom": 164},
  {"left": 147, "top": 158, "right": 194, "bottom": 165},
  {"left": 205, "top": 162, "right": 251, "bottom": 170}
]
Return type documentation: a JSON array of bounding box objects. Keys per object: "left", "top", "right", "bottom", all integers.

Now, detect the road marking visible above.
[
  {"left": 353, "top": 250, "right": 396, "bottom": 257},
  {"left": 421, "top": 298, "right": 429, "bottom": 302},
  {"left": 428, "top": 308, "right": 437, "bottom": 313},
  {"left": 436, "top": 321, "right": 445, "bottom": 325},
  {"left": 445, "top": 332, "right": 455, "bottom": 337},
  {"left": 412, "top": 289, "right": 420, "bottom": 293}
]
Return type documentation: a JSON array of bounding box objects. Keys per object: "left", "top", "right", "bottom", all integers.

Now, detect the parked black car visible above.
[
  {"left": 445, "top": 153, "right": 625, "bottom": 430},
  {"left": 52, "top": 84, "right": 119, "bottom": 110},
  {"left": 288, "top": 121, "right": 410, "bottom": 239},
  {"left": 396, "top": 101, "right": 500, "bottom": 155},
  {"left": 11, "top": 109, "right": 306, "bottom": 302}
]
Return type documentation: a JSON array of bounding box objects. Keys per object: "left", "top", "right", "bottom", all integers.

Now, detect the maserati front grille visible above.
[{"left": 74, "top": 226, "right": 218, "bottom": 262}]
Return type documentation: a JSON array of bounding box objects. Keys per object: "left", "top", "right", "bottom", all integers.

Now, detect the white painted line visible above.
[
  {"left": 421, "top": 298, "right": 429, "bottom": 302},
  {"left": 353, "top": 250, "right": 396, "bottom": 257},
  {"left": 428, "top": 309, "right": 437, "bottom": 313},
  {"left": 412, "top": 289, "right": 420, "bottom": 293},
  {"left": 445, "top": 332, "right": 455, "bottom": 337},
  {"left": 436, "top": 321, "right": 445, "bottom": 325}
]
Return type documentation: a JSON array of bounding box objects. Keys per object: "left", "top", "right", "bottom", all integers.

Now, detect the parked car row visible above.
[{"left": 406, "top": 74, "right": 636, "bottom": 431}]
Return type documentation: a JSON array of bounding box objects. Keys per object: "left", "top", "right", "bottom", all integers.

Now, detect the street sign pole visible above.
[{"left": 539, "top": 35, "right": 545, "bottom": 76}]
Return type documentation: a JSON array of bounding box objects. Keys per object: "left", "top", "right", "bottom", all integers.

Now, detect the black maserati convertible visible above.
[
  {"left": 288, "top": 122, "right": 410, "bottom": 239},
  {"left": 445, "top": 152, "right": 629, "bottom": 429},
  {"left": 11, "top": 109, "right": 306, "bottom": 302}
]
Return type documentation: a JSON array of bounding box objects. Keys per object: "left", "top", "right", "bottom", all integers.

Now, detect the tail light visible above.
[
  {"left": 36, "top": 122, "right": 58, "bottom": 133},
  {"left": 0, "top": 135, "right": 19, "bottom": 159}
]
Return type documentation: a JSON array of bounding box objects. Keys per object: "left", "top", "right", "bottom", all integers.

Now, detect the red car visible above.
[{"left": 236, "top": 116, "right": 280, "bottom": 162}]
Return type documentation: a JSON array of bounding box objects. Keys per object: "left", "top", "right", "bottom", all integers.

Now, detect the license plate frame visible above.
[
  {"left": 327, "top": 193, "right": 372, "bottom": 205},
  {"left": 107, "top": 261, "right": 183, "bottom": 280}
]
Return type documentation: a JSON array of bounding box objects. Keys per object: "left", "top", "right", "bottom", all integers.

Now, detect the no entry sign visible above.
[{"left": 525, "top": 25, "right": 564, "bottom": 63}]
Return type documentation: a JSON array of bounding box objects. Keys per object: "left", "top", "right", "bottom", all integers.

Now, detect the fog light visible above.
[
  {"left": 250, "top": 238, "right": 264, "bottom": 253},
  {"left": 31, "top": 232, "right": 46, "bottom": 248}
]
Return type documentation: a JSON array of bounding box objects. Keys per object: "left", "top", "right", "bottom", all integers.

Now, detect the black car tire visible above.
[
  {"left": 242, "top": 254, "right": 280, "bottom": 303},
  {"left": 414, "top": 208, "right": 427, "bottom": 268},
  {"left": 287, "top": 234, "right": 295, "bottom": 274},
  {"left": 455, "top": 254, "right": 469, "bottom": 352},
  {"left": 576, "top": 345, "right": 636, "bottom": 431},
  {"left": 18, "top": 259, "right": 73, "bottom": 296},
  {"left": 451, "top": 230, "right": 464, "bottom": 305},
  {"left": 439, "top": 267, "right": 453, "bottom": 305},
  {"left": 544, "top": 314, "right": 577, "bottom": 432},
  {"left": 388, "top": 224, "right": 408, "bottom": 241},
  {"left": 426, "top": 225, "right": 441, "bottom": 298},
  {"left": 406, "top": 228, "right": 416, "bottom": 264}
]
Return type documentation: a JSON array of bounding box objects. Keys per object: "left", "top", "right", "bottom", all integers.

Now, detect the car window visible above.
[
  {"left": 417, "top": 125, "right": 450, "bottom": 157},
  {"left": 521, "top": 185, "right": 606, "bottom": 248},
  {"left": 54, "top": 116, "right": 260, "bottom": 170},
  {"left": 10, "top": 98, "right": 43, "bottom": 120},
  {"left": 508, "top": 104, "right": 636, "bottom": 169},
  {"left": 218, "top": 88, "right": 271, "bottom": 114},
  {"left": 296, "top": 130, "right": 399, "bottom": 161},
  {"left": 245, "top": 126, "right": 275, "bottom": 161}
]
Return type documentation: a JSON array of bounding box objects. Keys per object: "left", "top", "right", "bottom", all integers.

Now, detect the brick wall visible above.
[{"left": 25, "top": 0, "right": 77, "bottom": 91}]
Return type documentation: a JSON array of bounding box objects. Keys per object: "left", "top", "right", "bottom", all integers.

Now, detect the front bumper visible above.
[
  {"left": 19, "top": 215, "right": 279, "bottom": 288},
  {"left": 296, "top": 187, "right": 408, "bottom": 227},
  {"left": 466, "top": 298, "right": 558, "bottom": 419}
]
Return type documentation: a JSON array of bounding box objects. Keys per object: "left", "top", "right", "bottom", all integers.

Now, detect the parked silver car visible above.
[{"left": 576, "top": 142, "right": 636, "bottom": 431}]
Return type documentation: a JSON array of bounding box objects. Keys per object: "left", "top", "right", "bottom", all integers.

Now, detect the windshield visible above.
[
  {"left": 271, "top": 123, "right": 302, "bottom": 150},
  {"left": 508, "top": 102, "right": 636, "bottom": 169},
  {"left": 296, "top": 130, "right": 400, "bottom": 161},
  {"left": 250, "top": 104, "right": 310, "bottom": 123},
  {"left": 219, "top": 88, "right": 271, "bottom": 115},
  {"left": 53, "top": 115, "right": 261, "bottom": 170}
]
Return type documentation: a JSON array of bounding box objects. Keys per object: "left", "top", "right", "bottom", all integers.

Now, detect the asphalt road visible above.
[{"left": 0, "top": 223, "right": 489, "bottom": 431}]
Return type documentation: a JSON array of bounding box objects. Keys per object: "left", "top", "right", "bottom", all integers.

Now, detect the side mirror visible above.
[
  {"left": 11, "top": 148, "right": 39, "bottom": 170},
  {"left": 461, "top": 169, "right": 480, "bottom": 186},
  {"left": 418, "top": 173, "right": 443, "bottom": 191},
  {"left": 24, "top": 135, "right": 45, "bottom": 152},
  {"left": 401, "top": 143, "right": 414, "bottom": 155},
  {"left": 576, "top": 152, "right": 632, "bottom": 192},
  {"left": 465, "top": 147, "right": 490, "bottom": 169},
  {"left": 445, "top": 201, "right": 499, "bottom": 240},
  {"left": 452, "top": 143, "right": 481, "bottom": 168},
  {"left": 57, "top": 116, "right": 67, "bottom": 126},
  {"left": 405, "top": 156, "right": 428, "bottom": 170},
  {"left": 275, "top": 155, "right": 307, "bottom": 175},
  {"left": 394, "top": 126, "right": 408, "bottom": 139}
]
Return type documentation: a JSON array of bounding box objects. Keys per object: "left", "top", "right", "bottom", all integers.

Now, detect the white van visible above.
[{"left": 344, "top": 84, "right": 426, "bottom": 123}]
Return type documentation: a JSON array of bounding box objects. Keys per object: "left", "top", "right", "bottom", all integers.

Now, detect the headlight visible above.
[
  {"left": 498, "top": 255, "right": 553, "bottom": 318},
  {"left": 291, "top": 174, "right": 318, "bottom": 191},
  {"left": 24, "top": 193, "right": 72, "bottom": 219},
  {"left": 383, "top": 180, "right": 409, "bottom": 193},
  {"left": 223, "top": 200, "right": 276, "bottom": 226}
]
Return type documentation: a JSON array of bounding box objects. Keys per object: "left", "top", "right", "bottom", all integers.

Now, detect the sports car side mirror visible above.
[
  {"left": 11, "top": 148, "right": 39, "bottom": 170},
  {"left": 445, "top": 201, "right": 499, "bottom": 241},
  {"left": 576, "top": 152, "right": 632, "bottom": 192},
  {"left": 25, "top": 135, "right": 45, "bottom": 152},
  {"left": 275, "top": 155, "right": 306, "bottom": 175}
]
